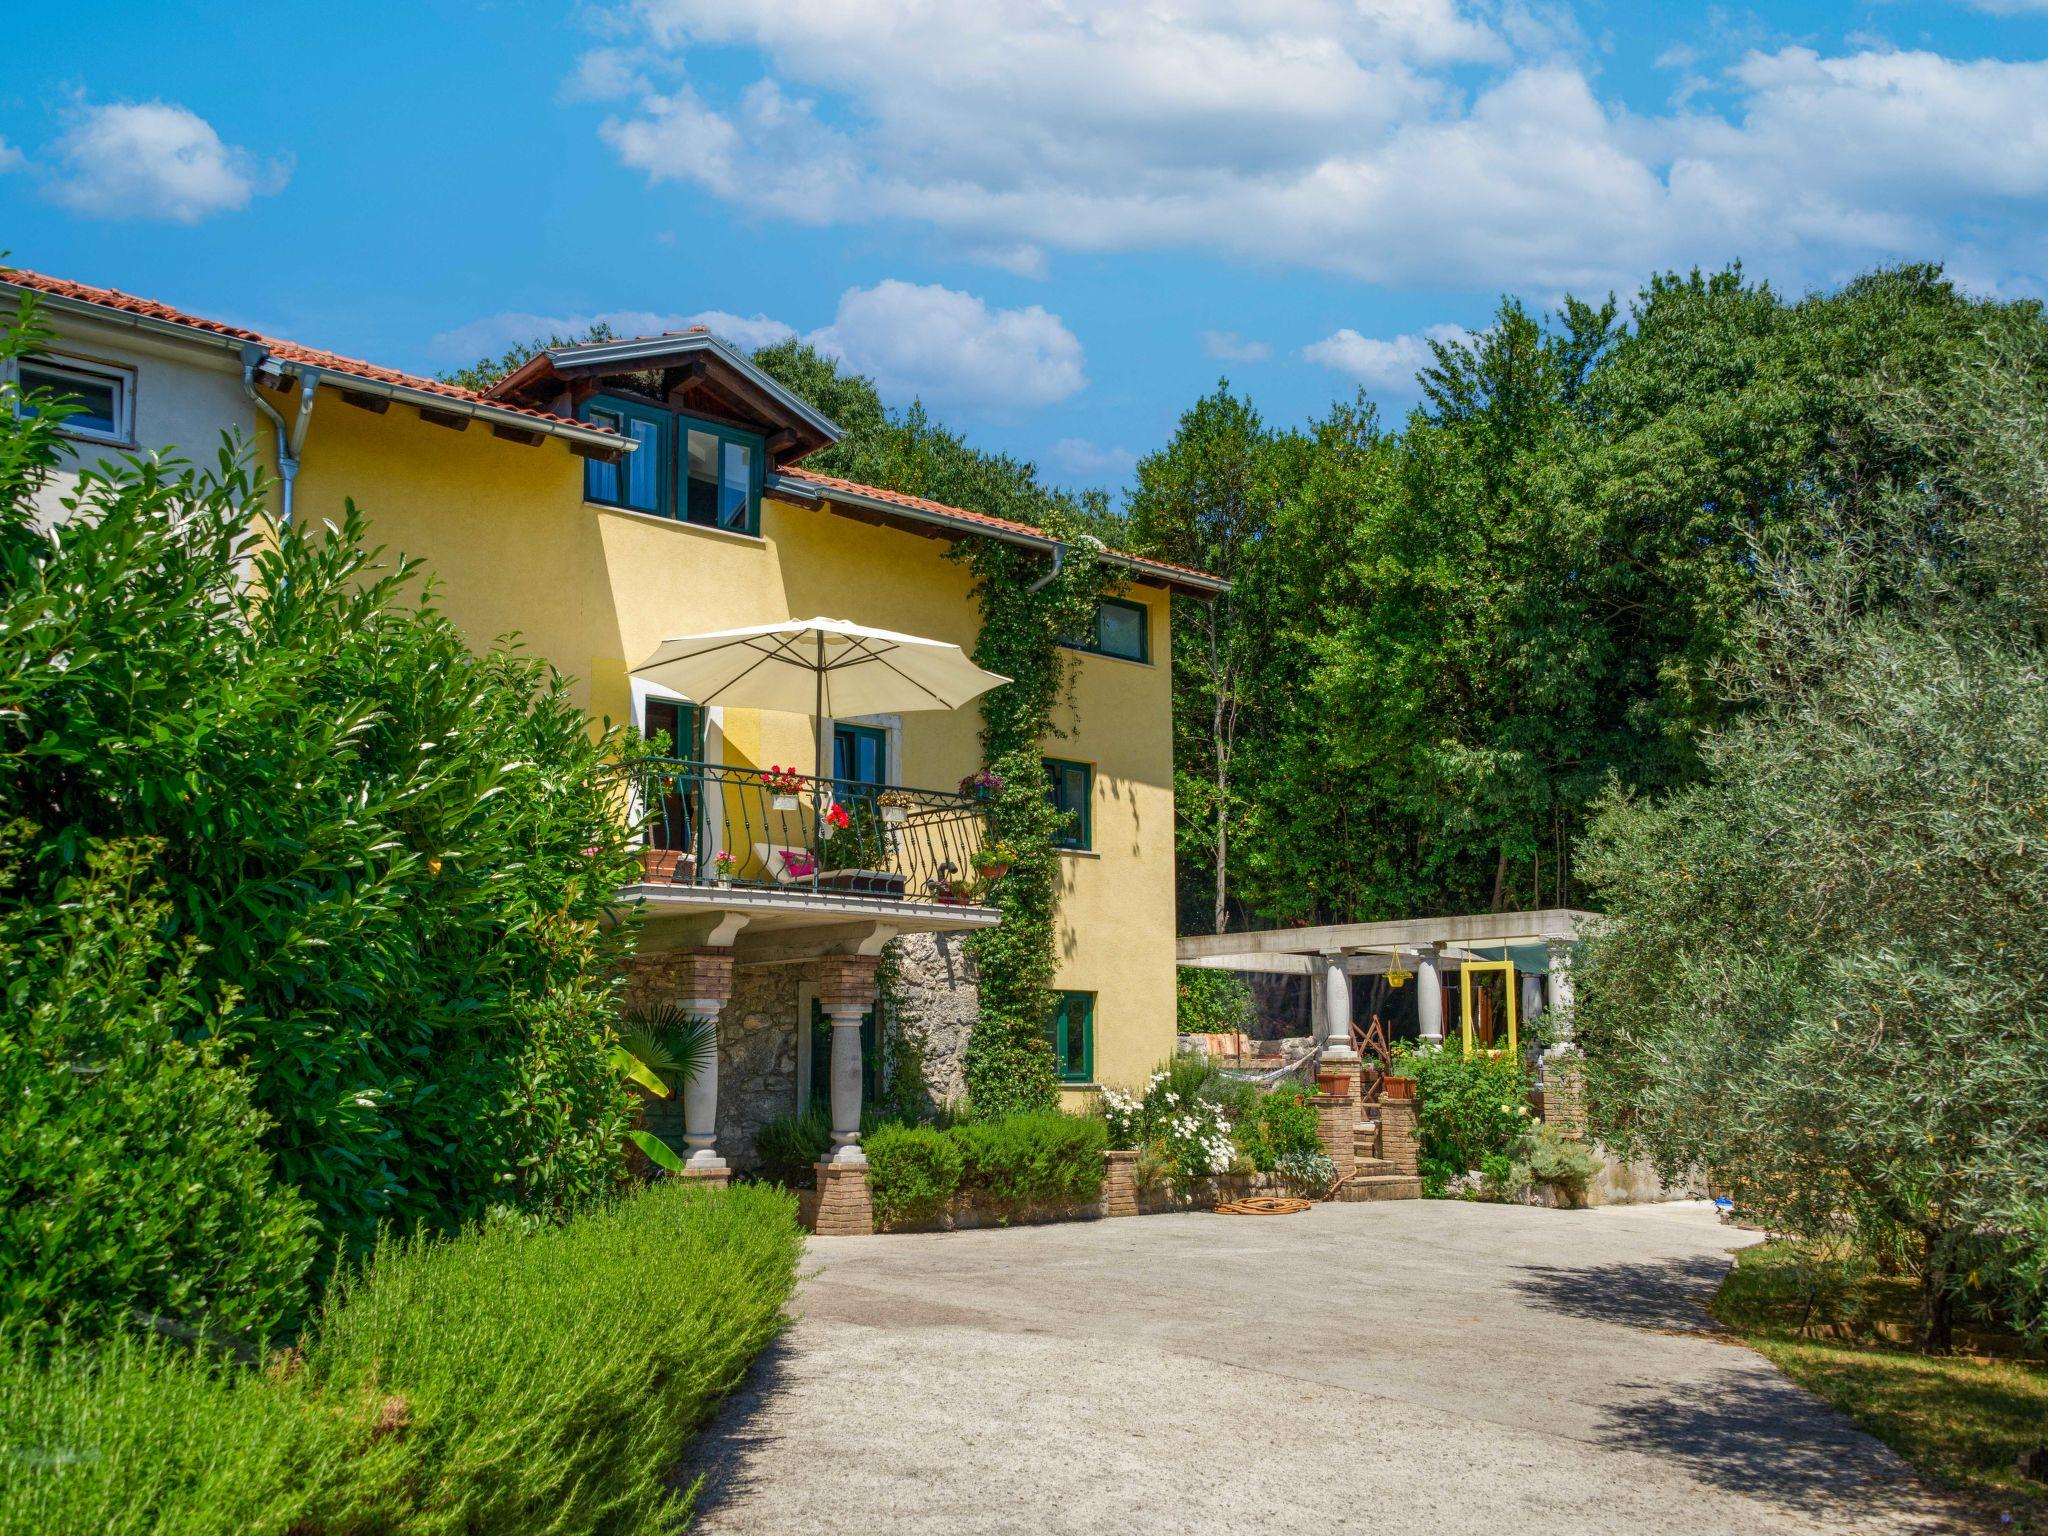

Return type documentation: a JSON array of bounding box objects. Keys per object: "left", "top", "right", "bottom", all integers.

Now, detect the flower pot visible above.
[
  {"left": 1381, "top": 1074, "right": 1417, "bottom": 1102},
  {"left": 639, "top": 847, "right": 695, "bottom": 882},
  {"left": 771, "top": 793, "right": 800, "bottom": 811},
  {"left": 1316, "top": 1071, "right": 1348, "bottom": 1098},
  {"left": 882, "top": 805, "right": 907, "bottom": 825},
  {"left": 973, "top": 860, "right": 1011, "bottom": 881}
]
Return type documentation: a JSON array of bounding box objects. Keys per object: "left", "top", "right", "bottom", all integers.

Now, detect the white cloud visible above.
[
  {"left": 1048, "top": 437, "right": 1137, "bottom": 480},
  {"left": 561, "top": 47, "right": 647, "bottom": 102},
  {"left": 809, "top": 280, "right": 1085, "bottom": 412},
  {"left": 48, "top": 100, "right": 285, "bottom": 224},
  {"left": 1959, "top": 0, "right": 2048, "bottom": 13},
  {"left": 587, "top": 4, "right": 2048, "bottom": 295},
  {"left": 1200, "top": 330, "right": 1272, "bottom": 363},
  {"left": 434, "top": 279, "right": 1083, "bottom": 415},
  {"left": 1303, "top": 322, "right": 1472, "bottom": 389},
  {"left": 966, "top": 243, "right": 1049, "bottom": 280},
  {"left": 0, "top": 138, "right": 25, "bottom": 174}
]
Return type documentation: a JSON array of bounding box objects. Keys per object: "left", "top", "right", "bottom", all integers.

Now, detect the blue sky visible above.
[{"left": 3, "top": 1, "right": 2045, "bottom": 497}]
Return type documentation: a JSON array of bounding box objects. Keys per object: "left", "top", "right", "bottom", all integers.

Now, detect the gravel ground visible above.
[{"left": 678, "top": 1199, "right": 1976, "bottom": 1535}]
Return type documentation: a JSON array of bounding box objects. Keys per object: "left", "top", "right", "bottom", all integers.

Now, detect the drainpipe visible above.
[
  {"left": 1024, "top": 533, "right": 1105, "bottom": 593},
  {"left": 240, "top": 343, "right": 319, "bottom": 525}
]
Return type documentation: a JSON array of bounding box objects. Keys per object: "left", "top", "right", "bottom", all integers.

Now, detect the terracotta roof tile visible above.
[
  {"left": 775, "top": 465, "right": 1223, "bottom": 588},
  {"left": 0, "top": 267, "right": 614, "bottom": 436}
]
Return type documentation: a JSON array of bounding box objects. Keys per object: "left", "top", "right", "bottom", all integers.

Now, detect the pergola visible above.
[{"left": 1175, "top": 909, "right": 1599, "bottom": 1061}]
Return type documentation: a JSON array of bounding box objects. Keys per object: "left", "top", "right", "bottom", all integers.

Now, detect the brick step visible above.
[
  {"left": 1351, "top": 1157, "right": 1399, "bottom": 1179},
  {"left": 1329, "top": 1174, "right": 1424, "bottom": 1202}
]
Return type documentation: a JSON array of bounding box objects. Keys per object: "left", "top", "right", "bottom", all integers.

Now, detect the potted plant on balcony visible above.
[
  {"left": 877, "top": 787, "right": 918, "bottom": 825},
  {"left": 820, "top": 801, "right": 851, "bottom": 841},
  {"left": 638, "top": 845, "right": 696, "bottom": 882},
  {"left": 762, "top": 764, "right": 807, "bottom": 811},
  {"left": 958, "top": 768, "right": 1005, "bottom": 803},
  {"left": 710, "top": 849, "right": 740, "bottom": 886},
  {"left": 972, "top": 842, "right": 1016, "bottom": 882}
]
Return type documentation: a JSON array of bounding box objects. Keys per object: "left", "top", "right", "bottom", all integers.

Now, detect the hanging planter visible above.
[
  {"left": 958, "top": 769, "right": 1005, "bottom": 803},
  {"left": 762, "top": 765, "right": 806, "bottom": 811},
  {"left": 820, "top": 802, "right": 851, "bottom": 842},
  {"left": 972, "top": 841, "right": 1018, "bottom": 883},
  {"left": 878, "top": 789, "right": 917, "bottom": 825}
]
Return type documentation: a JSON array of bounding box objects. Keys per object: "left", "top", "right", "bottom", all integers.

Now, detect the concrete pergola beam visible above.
[{"left": 1174, "top": 908, "right": 1599, "bottom": 968}]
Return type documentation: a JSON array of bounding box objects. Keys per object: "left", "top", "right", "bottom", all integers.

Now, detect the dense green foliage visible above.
[
  {"left": 1232, "top": 1082, "right": 1322, "bottom": 1173},
  {"left": 1175, "top": 966, "right": 1254, "bottom": 1035},
  {"left": 1134, "top": 267, "right": 2022, "bottom": 932},
  {"left": 0, "top": 300, "right": 646, "bottom": 1279},
  {"left": 1574, "top": 306, "right": 2048, "bottom": 1350},
  {"left": 1, "top": 840, "right": 318, "bottom": 1346},
  {"left": 0, "top": 1181, "right": 801, "bottom": 1536},
  {"left": 860, "top": 1112, "right": 1105, "bottom": 1226},
  {"left": 1392, "top": 1044, "right": 1534, "bottom": 1196}
]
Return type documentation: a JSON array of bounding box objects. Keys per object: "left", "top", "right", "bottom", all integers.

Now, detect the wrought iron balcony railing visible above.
[{"left": 611, "top": 758, "right": 1001, "bottom": 906}]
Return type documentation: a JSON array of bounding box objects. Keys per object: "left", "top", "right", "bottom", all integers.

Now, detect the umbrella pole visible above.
[{"left": 812, "top": 634, "right": 825, "bottom": 893}]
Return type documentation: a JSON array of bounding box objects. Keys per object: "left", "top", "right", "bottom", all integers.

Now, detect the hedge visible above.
[
  {"left": 862, "top": 1112, "right": 1106, "bottom": 1227},
  {"left": 0, "top": 1180, "right": 801, "bottom": 1536}
]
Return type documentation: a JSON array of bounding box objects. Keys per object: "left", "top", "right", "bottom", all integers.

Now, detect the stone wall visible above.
[
  {"left": 715, "top": 961, "right": 804, "bottom": 1172},
  {"left": 889, "top": 930, "right": 978, "bottom": 1108}
]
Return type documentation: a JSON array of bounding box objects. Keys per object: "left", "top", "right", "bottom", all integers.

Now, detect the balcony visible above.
[{"left": 610, "top": 759, "right": 1004, "bottom": 953}]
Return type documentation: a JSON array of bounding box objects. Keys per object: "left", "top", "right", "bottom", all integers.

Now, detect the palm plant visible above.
[{"left": 612, "top": 1004, "right": 720, "bottom": 1174}]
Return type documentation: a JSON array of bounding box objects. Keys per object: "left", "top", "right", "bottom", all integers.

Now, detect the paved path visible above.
[{"left": 680, "top": 1200, "right": 1975, "bottom": 1534}]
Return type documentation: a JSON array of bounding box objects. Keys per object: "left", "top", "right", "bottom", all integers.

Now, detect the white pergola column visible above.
[
  {"left": 824, "top": 1000, "right": 870, "bottom": 1165},
  {"left": 621, "top": 946, "right": 734, "bottom": 1182},
  {"left": 1415, "top": 945, "right": 1445, "bottom": 1044},
  {"left": 1319, "top": 951, "right": 1358, "bottom": 1062},
  {"left": 1544, "top": 939, "right": 1576, "bottom": 1049}
]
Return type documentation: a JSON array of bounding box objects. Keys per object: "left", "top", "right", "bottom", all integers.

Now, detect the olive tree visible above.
[{"left": 1573, "top": 316, "right": 2048, "bottom": 1351}]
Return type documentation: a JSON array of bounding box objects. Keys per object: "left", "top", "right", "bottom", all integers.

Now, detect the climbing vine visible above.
[{"left": 951, "top": 519, "right": 1117, "bottom": 1116}]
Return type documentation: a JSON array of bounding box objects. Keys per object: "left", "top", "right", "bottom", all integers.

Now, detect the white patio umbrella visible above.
[{"left": 632, "top": 617, "right": 1009, "bottom": 784}]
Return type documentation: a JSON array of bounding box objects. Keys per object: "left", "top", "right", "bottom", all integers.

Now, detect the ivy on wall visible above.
[{"left": 952, "top": 522, "right": 1116, "bottom": 1116}]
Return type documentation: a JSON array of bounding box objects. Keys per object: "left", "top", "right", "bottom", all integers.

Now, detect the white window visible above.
[{"left": 15, "top": 353, "right": 135, "bottom": 446}]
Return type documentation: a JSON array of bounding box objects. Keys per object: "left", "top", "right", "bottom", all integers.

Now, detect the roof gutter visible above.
[
  {"left": 768, "top": 472, "right": 1229, "bottom": 595},
  {"left": 8, "top": 283, "right": 629, "bottom": 456}
]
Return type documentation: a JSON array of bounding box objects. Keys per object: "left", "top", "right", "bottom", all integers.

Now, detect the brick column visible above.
[
  {"left": 812, "top": 954, "right": 881, "bottom": 1235},
  {"left": 1545, "top": 1050, "right": 1587, "bottom": 1140},
  {"left": 621, "top": 947, "right": 735, "bottom": 1187},
  {"left": 1378, "top": 1095, "right": 1420, "bottom": 1178},
  {"left": 1316, "top": 1088, "right": 1358, "bottom": 1190},
  {"left": 1102, "top": 1150, "right": 1139, "bottom": 1218}
]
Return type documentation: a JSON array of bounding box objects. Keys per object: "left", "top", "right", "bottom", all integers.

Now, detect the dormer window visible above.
[{"left": 581, "top": 395, "right": 763, "bottom": 535}]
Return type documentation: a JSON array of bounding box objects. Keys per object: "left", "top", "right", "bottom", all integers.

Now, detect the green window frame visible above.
[
  {"left": 1045, "top": 991, "right": 1094, "bottom": 1083},
  {"left": 1061, "top": 596, "right": 1150, "bottom": 663},
  {"left": 581, "top": 395, "right": 668, "bottom": 514},
  {"left": 678, "top": 415, "right": 765, "bottom": 535},
  {"left": 1044, "top": 758, "right": 1093, "bottom": 851},
  {"left": 832, "top": 722, "right": 888, "bottom": 799}
]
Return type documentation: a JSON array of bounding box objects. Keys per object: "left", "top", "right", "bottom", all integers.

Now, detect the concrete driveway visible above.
[{"left": 679, "top": 1201, "right": 1973, "bottom": 1535}]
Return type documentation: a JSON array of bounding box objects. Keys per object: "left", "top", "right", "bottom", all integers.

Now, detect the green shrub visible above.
[
  {"left": 864, "top": 1124, "right": 965, "bottom": 1226},
  {"left": 0, "top": 839, "right": 318, "bottom": 1346},
  {"left": 1274, "top": 1148, "right": 1336, "bottom": 1190},
  {"left": 1515, "top": 1124, "right": 1601, "bottom": 1208},
  {"left": 754, "top": 1106, "right": 833, "bottom": 1187},
  {"left": 952, "top": 1112, "right": 1106, "bottom": 1210},
  {"left": 1394, "top": 1044, "right": 1533, "bottom": 1196},
  {"left": 0, "top": 298, "right": 646, "bottom": 1271},
  {"left": 1236, "top": 1083, "right": 1321, "bottom": 1172},
  {"left": 1176, "top": 968, "right": 1253, "bottom": 1035},
  {"left": 0, "top": 1330, "right": 381, "bottom": 1536},
  {"left": 0, "top": 1180, "right": 800, "bottom": 1536}
]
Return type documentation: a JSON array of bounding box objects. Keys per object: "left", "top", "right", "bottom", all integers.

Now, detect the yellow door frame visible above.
[{"left": 1458, "top": 952, "right": 1518, "bottom": 1058}]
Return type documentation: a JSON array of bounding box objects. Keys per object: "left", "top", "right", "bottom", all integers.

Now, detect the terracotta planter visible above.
[
  {"left": 1316, "top": 1071, "right": 1348, "bottom": 1098},
  {"left": 974, "top": 860, "right": 1011, "bottom": 881},
  {"left": 1381, "top": 1074, "right": 1417, "bottom": 1102},
  {"left": 639, "top": 847, "right": 696, "bottom": 882}
]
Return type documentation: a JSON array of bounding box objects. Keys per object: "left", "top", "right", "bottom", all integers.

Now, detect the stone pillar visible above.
[
  {"left": 813, "top": 955, "right": 880, "bottom": 1235},
  {"left": 621, "top": 946, "right": 734, "bottom": 1187},
  {"left": 1315, "top": 1086, "right": 1358, "bottom": 1189},
  {"left": 1545, "top": 1054, "right": 1588, "bottom": 1140},
  {"left": 1415, "top": 945, "right": 1445, "bottom": 1044},
  {"left": 1319, "top": 952, "right": 1358, "bottom": 1063},
  {"left": 1378, "top": 1095, "right": 1420, "bottom": 1178},
  {"left": 1103, "top": 1150, "right": 1139, "bottom": 1218}
]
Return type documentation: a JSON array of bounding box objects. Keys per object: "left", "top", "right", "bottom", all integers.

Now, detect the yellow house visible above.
[{"left": 2, "top": 267, "right": 1222, "bottom": 1225}]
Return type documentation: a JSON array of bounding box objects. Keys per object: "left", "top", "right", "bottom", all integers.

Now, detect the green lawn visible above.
[{"left": 1714, "top": 1240, "right": 2048, "bottom": 1531}]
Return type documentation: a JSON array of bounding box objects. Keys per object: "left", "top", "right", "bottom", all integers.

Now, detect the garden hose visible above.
[{"left": 1213, "top": 1196, "right": 1314, "bottom": 1215}]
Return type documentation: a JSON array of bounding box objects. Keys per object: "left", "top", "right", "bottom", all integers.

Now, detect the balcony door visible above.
[
  {"left": 832, "top": 721, "right": 888, "bottom": 806},
  {"left": 642, "top": 697, "right": 703, "bottom": 854}
]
